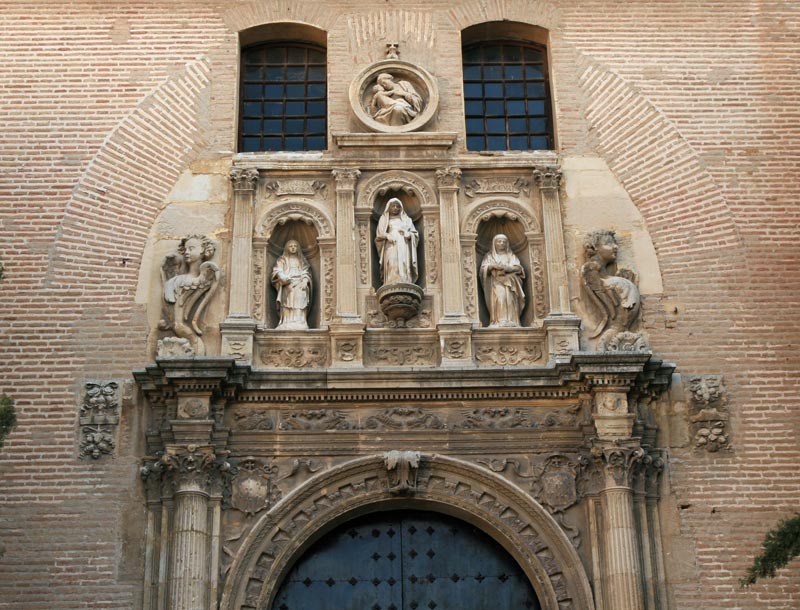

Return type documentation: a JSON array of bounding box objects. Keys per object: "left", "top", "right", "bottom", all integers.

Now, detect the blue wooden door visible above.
[{"left": 271, "top": 510, "right": 541, "bottom": 610}]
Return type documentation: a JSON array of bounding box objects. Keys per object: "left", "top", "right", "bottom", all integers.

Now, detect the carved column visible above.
[
  {"left": 162, "top": 444, "right": 217, "bottom": 610},
  {"left": 221, "top": 168, "right": 260, "bottom": 361},
  {"left": 331, "top": 168, "right": 361, "bottom": 322},
  {"left": 436, "top": 167, "right": 473, "bottom": 366},
  {"left": 596, "top": 443, "right": 646, "bottom": 610},
  {"left": 533, "top": 166, "right": 581, "bottom": 358}
]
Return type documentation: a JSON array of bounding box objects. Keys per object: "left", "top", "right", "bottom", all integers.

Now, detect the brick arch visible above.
[
  {"left": 446, "top": 0, "right": 562, "bottom": 31},
  {"left": 221, "top": 1, "right": 340, "bottom": 35},
  {"left": 220, "top": 454, "right": 595, "bottom": 610},
  {"left": 50, "top": 57, "right": 211, "bottom": 299}
]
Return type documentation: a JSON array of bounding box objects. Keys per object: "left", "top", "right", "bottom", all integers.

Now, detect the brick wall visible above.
[{"left": 0, "top": 1, "right": 797, "bottom": 609}]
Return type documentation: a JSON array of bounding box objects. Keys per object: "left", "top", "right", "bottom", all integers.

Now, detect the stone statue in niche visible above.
[
  {"left": 369, "top": 73, "right": 423, "bottom": 127},
  {"left": 480, "top": 234, "right": 526, "bottom": 327},
  {"left": 376, "top": 198, "right": 418, "bottom": 285},
  {"left": 374, "top": 198, "right": 423, "bottom": 322},
  {"left": 158, "top": 235, "right": 221, "bottom": 356},
  {"left": 271, "top": 240, "right": 312, "bottom": 330},
  {"left": 581, "top": 229, "right": 644, "bottom": 350}
]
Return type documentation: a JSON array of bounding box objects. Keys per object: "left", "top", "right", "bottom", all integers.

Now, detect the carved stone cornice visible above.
[
  {"left": 435, "top": 166, "right": 462, "bottom": 190},
  {"left": 533, "top": 165, "right": 562, "bottom": 191},
  {"left": 331, "top": 167, "right": 361, "bottom": 191},
  {"left": 229, "top": 167, "right": 259, "bottom": 191}
]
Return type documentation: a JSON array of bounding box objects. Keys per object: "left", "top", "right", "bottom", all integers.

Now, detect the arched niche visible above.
[
  {"left": 219, "top": 454, "right": 595, "bottom": 610},
  {"left": 370, "top": 189, "right": 427, "bottom": 290},
  {"left": 265, "top": 220, "right": 320, "bottom": 329},
  {"left": 462, "top": 197, "right": 547, "bottom": 325},
  {"left": 252, "top": 201, "right": 334, "bottom": 328}
]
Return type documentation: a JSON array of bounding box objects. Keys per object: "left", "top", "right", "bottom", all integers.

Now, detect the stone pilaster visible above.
[
  {"left": 436, "top": 167, "right": 472, "bottom": 366},
  {"left": 331, "top": 168, "right": 361, "bottom": 322},
  {"left": 596, "top": 443, "right": 646, "bottom": 610},
  {"left": 162, "top": 444, "right": 218, "bottom": 610},
  {"left": 221, "top": 167, "right": 260, "bottom": 361}
]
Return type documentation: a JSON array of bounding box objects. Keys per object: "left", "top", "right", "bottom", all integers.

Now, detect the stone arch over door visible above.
[{"left": 220, "top": 454, "right": 595, "bottom": 610}]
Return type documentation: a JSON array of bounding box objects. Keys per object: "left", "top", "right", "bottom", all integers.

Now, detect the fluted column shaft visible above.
[
  {"left": 332, "top": 169, "right": 360, "bottom": 321},
  {"left": 601, "top": 486, "right": 645, "bottom": 610},
  {"left": 435, "top": 167, "right": 466, "bottom": 320},
  {"left": 169, "top": 487, "right": 210, "bottom": 610}
]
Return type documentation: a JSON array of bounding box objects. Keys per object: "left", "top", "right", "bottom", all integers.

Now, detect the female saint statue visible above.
[
  {"left": 159, "top": 235, "right": 221, "bottom": 355},
  {"left": 271, "top": 240, "right": 313, "bottom": 330},
  {"left": 480, "top": 234, "right": 526, "bottom": 327},
  {"left": 369, "top": 73, "right": 423, "bottom": 127},
  {"left": 375, "top": 198, "right": 419, "bottom": 286}
]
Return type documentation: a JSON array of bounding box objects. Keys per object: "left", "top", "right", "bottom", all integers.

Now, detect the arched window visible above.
[
  {"left": 462, "top": 23, "right": 554, "bottom": 151},
  {"left": 239, "top": 28, "right": 327, "bottom": 152}
]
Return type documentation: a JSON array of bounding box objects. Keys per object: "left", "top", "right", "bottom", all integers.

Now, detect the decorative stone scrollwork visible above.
[
  {"left": 686, "top": 374, "right": 730, "bottom": 452},
  {"left": 349, "top": 60, "right": 438, "bottom": 133},
  {"left": 461, "top": 246, "right": 478, "bottom": 319},
  {"left": 263, "top": 179, "right": 327, "bottom": 198},
  {"left": 456, "top": 408, "right": 530, "bottom": 429},
  {"left": 464, "top": 177, "right": 531, "bottom": 198},
  {"left": 530, "top": 243, "right": 547, "bottom": 320},
  {"left": 157, "top": 235, "right": 221, "bottom": 357},
  {"left": 251, "top": 247, "right": 266, "bottom": 322},
  {"left": 259, "top": 346, "right": 326, "bottom": 368},
  {"left": 364, "top": 407, "right": 445, "bottom": 430},
  {"left": 78, "top": 381, "right": 119, "bottom": 459},
  {"left": 474, "top": 344, "right": 543, "bottom": 366},
  {"left": 231, "top": 408, "right": 274, "bottom": 431},
  {"left": 368, "top": 307, "right": 431, "bottom": 329},
  {"left": 367, "top": 345, "right": 435, "bottom": 366},
  {"left": 383, "top": 450, "right": 421, "bottom": 495},
  {"left": 581, "top": 229, "right": 647, "bottom": 352},
  {"left": 280, "top": 409, "right": 353, "bottom": 431}
]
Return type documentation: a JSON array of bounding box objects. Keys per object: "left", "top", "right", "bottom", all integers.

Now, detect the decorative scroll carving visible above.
[
  {"left": 368, "top": 307, "right": 431, "bottom": 329},
  {"left": 232, "top": 408, "right": 274, "bottom": 431},
  {"left": 336, "top": 339, "right": 357, "bottom": 362},
  {"left": 259, "top": 346, "right": 326, "bottom": 368},
  {"left": 463, "top": 200, "right": 540, "bottom": 234},
  {"left": 252, "top": 247, "right": 266, "bottom": 322},
  {"left": 475, "top": 345, "right": 543, "bottom": 366},
  {"left": 383, "top": 450, "right": 421, "bottom": 495},
  {"left": 263, "top": 179, "right": 326, "bottom": 198},
  {"left": 357, "top": 220, "right": 369, "bottom": 285},
  {"left": 424, "top": 217, "right": 438, "bottom": 284},
  {"left": 368, "top": 345, "right": 435, "bottom": 366},
  {"left": 686, "top": 374, "right": 730, "bottom": 452},
  {"left": 456, "top": 408, "right": 530, "bottom": 429},
  {"left": 443, "top": 337, "right": 468, "bottom": 360},
  {"left": 322, "top": 250, "right": 335, "bottom": 322},
  {"left": 530, "top": 243, "right": 547, "bottom": 319},
  {"left": 462, "top": 246, "right": 478, "bottom": 319},
  {"left": 226, "top": 458, "right": 281, "bottom": 516},
  {"left": 581, "top": 229, "right": 647, "bottom": 352},
  {"left": 230, "top": 168, "right": 259, "bottom": 191},
  {"left": 255, "top": 202, "right": 333, "bottom": 239},
  {"left": 78, "top": 381, "right": 119, "bottom": 460},
  {"left": 464, "top": 177, "right": 530, "bottom": 198},
  {"left": 364, "top": 407, "right": 445, "bottom": 430},
  {"left": 157, "top": 235, "right": 221, "bottom": 357},
  {"left": 280, "top": 410, "right": 353, "bottom": 431}
]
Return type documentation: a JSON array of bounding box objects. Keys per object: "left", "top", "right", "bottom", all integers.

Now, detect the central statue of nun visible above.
[{"left": 375, "top": 197, "right": 419, "bottom": 286}]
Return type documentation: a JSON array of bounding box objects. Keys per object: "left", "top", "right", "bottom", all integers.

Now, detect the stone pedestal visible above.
[
  {"left": 437, "top": 322, "right": 474, "bottom": 367},
  {"left": 329, "top": 322, "right": 365, "bottom": 367}
]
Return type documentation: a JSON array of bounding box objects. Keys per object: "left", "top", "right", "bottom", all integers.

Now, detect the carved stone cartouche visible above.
[
  {"left": 158, "top": 235, "right": 221, "bottom": 357},
  {"left": 580, "top": 229, "right": 645, "bottom": 351}
]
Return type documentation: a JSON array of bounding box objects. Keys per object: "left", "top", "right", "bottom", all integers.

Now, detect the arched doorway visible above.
[{"left": 272, "top": 509, "right": 542, "bottom": 610}]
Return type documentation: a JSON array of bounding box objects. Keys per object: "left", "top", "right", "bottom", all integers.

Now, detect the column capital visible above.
[
  {"left": 161, "top": 444, "right": 225, "bottom": 493},
  {"left": 331, "top": 167, "right": 361, "bottom": 190},
  {"left": 593, "top": 441, "right": 646, "bottom": 489},
  {"left": 435, "top": 166, "right": 462, "bottom": 190},
  {"left": 229, "top": 167, "right": 260, "bottom": 191},
  {"left": 533, "top": 165, "right": 562, "bottom": 190}
]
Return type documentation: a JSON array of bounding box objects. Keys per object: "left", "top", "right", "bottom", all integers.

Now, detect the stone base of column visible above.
[
  {"left": 220, "top": 317, "right": 257, "bottom": 362},
  {"left": 543, "top": 314, "right": 581, "bottom": 361},
  {"left": 437, "top": 321, "right": 474, "bottom": 367},
  {"left": 329, "top": 322, "right": 365, "bottom": 367}
]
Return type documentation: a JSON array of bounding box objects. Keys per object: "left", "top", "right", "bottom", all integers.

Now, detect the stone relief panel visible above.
[
  {"left": 364, "top": 407, "right": 446, "bottom": 430},
  {"left": 262, "top": 179, "right": 327, "bottom": 200},
  {"left": 231, "top": 408, "right": 275, "bottom": 432},
  {"left": 258, "top": 345, "right": 327, "bottom": 368},
  {"left": 349, "top": 60, "right": 439, "bottom": 133},
  {"left": 464, "top": 177, "right": 531, "bottom": 198},
  {"left": 685, "top": 374, "right": 730, "bottom": 452},
  {"left": 279, "top": 409, "right": 354, "bottom": 431},
  {"left": 363, "top": 330, "right": 438, "bottom": 366},
  {"left": 157, "top": 235, "right": 222, "bottom": 358},
  {"left": 581, "top": 229, "right": 648, "bottom": 352},
  {"left": 224, "top": 458, "right": 282, "bottom": 516},
  {"left": 78, "top": 381, "right": 120, "bottom": 460}
]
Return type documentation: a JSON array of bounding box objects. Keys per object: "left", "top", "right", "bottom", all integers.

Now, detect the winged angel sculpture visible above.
[
  {"left": 158, "top": 235, "right": 221, "bottom": 356},
  {"left": 581, "top": 230, "right": 644, "bottom": 351}
]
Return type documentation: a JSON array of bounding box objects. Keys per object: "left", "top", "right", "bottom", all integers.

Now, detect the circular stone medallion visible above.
[{"left": 349, "top": 60, "right": 439, "bottom": 133}]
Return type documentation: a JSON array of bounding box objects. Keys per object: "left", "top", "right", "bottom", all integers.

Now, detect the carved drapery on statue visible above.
[
  {"left": 480, "top": 233, "right": 526, "bottom": 327},
  {"left": 158, "top": 235, "right": 221, "bottom": 357},
  {"left": 581, "top": 230, "right": 646, "bottom": 351},
  {"left": 271, "top": 240, "right": 312, "bottom": 330}
]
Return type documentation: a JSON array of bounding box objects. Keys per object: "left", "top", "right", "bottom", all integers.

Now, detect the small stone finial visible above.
[{"left": 385, "top": 42, "right": 399, "bottom": 60}]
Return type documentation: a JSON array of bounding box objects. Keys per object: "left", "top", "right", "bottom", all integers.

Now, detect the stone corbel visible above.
[
  {"left": 221, "top": 167, "right": 260, "bottom": 362},
  {"left": 383, "top": 450, "right": 422, "bottom": 495}
]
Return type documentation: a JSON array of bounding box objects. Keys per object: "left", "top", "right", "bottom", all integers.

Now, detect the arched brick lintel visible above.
[{"left": 220, "top": 454, "right": 595, "bottom": 610}]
